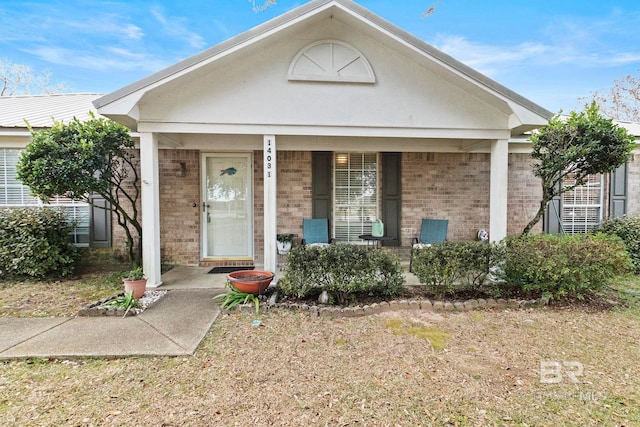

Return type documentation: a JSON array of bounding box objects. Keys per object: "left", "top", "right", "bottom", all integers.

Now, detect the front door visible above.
[{"left": 202, "top": 153, "right": 253, "bottom": 259}]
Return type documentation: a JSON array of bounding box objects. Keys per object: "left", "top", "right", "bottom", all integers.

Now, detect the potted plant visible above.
[
  {"left": 277, "top": 233, "right": 293, "bottom": 254},
  {"left": 226, "top": 270, "right": 274, "bottom": 295},
  {"left": 123, "top": 265, "right": 147, "bottom": 298}
]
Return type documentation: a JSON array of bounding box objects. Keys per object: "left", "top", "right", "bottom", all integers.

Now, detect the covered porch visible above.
[{"left": 94, "top": 0, "right": 551, "bottom": 286}]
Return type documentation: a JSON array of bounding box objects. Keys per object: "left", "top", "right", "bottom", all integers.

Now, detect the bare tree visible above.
[
  {"left": 0, "top": 59, "right": 67, "bottom": 96},
  {"left": 586, "top": 73, "right": 640, "bottom": 122},
  {"left": 249, "top": 1, "right": 443, "bottom": 18},
  {"left": 249, "top": 0, "right": 276, "bottom": 13},
  {"left": 422, "top": 0, "right": 443, "bottom": 18}
]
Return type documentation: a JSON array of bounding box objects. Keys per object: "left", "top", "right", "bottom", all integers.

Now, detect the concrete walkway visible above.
[
  {"left": 0, "top": 266, "right": 420, "bottom": 360},
  {"left": 0, "top": 266, "right": 228, "bottom": 360}
]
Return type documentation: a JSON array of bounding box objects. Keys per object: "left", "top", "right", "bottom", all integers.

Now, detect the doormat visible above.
[{"left": 208, "top": 266, "right": 255, "bottom": 274}]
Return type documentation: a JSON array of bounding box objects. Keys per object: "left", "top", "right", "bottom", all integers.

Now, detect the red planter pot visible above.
[{"left": 227, "top": 270, "right": 274, "bottom": 295}]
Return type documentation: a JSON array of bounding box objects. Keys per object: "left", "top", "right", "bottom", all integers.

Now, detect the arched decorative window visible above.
[{"left": 288, "top": 40, "right": 375, "bottom": 83}]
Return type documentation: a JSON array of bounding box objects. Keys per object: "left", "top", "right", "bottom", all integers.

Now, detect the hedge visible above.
[
  {"left": 0, "top": 207, "right": 79, "bottom": 279},
  {"left": 599, "top": 215, "right": 640, "bottom": 273},
  {"left": 278, "top": 244, "right": 405, "bottom": 305}
]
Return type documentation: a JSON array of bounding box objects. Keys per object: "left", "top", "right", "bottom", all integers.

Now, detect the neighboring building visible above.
[
  {"left": 2, "top": 0, "right": 638, "bottom": 286},
  {"left": 0, "top": 93, "right": 111, "bottom": 247}
]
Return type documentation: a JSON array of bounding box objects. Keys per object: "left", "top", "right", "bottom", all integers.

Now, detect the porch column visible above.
[
  {"left": 263, "top": 135, "right": 277, "bottom": 273},
  {"left": 490, "top": 139, "right": 509, "bottom": 242},
  {"left": 140, "top": 132, "right": 162, "bottom": 286}
]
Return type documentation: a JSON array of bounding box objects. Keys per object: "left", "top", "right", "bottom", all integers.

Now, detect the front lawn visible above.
[
  {"left": 0, "top": 272, "right": 122, "bottom": 317},
  {"left": 0, "top": 273, "right": 639, "bottom": 425}
]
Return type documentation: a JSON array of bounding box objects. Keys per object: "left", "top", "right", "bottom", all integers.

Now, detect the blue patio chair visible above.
[
  {"left": 302, "top": 218, "right": 333, "bottom": 246},
  {"left": 409, "top": 218, "right": 448, "bottom": 272}
]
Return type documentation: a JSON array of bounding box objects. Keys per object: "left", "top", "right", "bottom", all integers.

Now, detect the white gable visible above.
[{"left": 95, "top": 0, "right": 552, "bottom": 139}]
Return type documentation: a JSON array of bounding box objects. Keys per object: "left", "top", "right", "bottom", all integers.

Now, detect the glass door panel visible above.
[{"left": 203, "top": 154, "right": 252, "bottom": 258}]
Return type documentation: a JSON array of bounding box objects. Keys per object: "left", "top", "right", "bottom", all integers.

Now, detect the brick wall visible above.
[
  {"left": 158, "top": 149, "right": 201, "bottom": 265},
  {"left": 275, "top": 151, "right": 313, "bottom": 243},
  {"left": 254, "top": 150, "right": 313, "bottom": 266},
  {"left": 508, "top": 153, "right": 542, "bottom": 235},
  {"left": 401, "top": 152, "right": 491, "bottom": 245},
  {"left": 112, "top": 149, "right": 202, "bottom": 265},
  {"left": 110, "top": 149, "right": 141, "bottom": 261},
  {"left": 111, "top": 148, "right": 551, "bottom": 266}
]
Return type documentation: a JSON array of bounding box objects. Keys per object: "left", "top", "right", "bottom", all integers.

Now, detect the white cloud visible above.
[
  {"left": 431, "top": 35, "right": 552, "bottom": 76},
  {"left": 432, "top": 31, "right": 640, "bottom": 78},
  {"left": 25, "top": 45, "right": 169, "bottom": 73},
  {"left": 150, "top": 7, "right": 207, "bottom": 50}
]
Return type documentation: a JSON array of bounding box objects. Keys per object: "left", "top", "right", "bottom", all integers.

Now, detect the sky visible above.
[{"left": 2, "top": 0, "right": 640, "bottom": 114}]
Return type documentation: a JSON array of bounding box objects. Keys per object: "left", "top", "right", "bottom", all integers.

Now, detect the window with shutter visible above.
[
  {"left": 333, "top": 153, "right": 378, "bottom": 243},
  {"left": 561, "top": 174, "right": 603, "bottom": 234},
  {"left": 0, "top": 148, "right": 92, "bottom": 246}
]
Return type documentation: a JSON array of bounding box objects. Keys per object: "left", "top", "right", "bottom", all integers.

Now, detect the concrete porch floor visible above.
[{"left": 156, "top": 265, "right": 421, "bottom": 290}]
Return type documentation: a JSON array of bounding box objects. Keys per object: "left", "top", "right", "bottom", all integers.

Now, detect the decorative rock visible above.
[
  {"left": 268, "top": 291, "right": 279, "bottom": 305},
  {"left": 453, "top": 302, "right": 465, "bottom": 311},
  {"left": 486, "top": 298, "right": 498, "bottom": 307},
  {"left": 378, "top": 301, "right": 390, "bottom": 312},
  {"left": 432, "top": 301, "right": 444, "bottom": 311},
  {"left": 397, "top": 300, "right": 410, "bottom": 310},
  {"left": 443, "top": 302, "right": 454, "bottom": 311},
  {"left": 318, "top": 291, "right": 330, "bottom": 304},
  {"left": 465, "top": 299, "right": 479, "bottom": 310},
  {"left": 409, "top": 300, "right": 420, "bottom": 310},
  {"left": 476, "top": 298, "right": 487, "bottom": 308},
  {"left": 349, "top": 306, "right": 365, "bottom": 317},
  {"left": 420, "top": 299, "right": 434, "bottom": 311},
  {"left": 507, "top": 299, "right": 520, "bottom": 308},
  {"left": 308, "top": 306, "right": 319, "bottom": 317},
  {"left": 341, "top": 307, "right": 357, "bottom": 317}
]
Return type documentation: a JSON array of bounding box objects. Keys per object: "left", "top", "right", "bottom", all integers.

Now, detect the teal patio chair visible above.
[
  {"left": 409, "top": 218, "right": 448, "bottom": 272},
  {"left": 302, "top": 218, "right": 333, "bottom": 246}
]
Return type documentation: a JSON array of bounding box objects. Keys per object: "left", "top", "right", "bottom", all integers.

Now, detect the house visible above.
[{"left": 3, "top": 0, "right": 638, "bottom": 286}]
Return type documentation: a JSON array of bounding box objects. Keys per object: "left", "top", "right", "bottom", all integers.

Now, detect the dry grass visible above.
[
  {"left": 0, "top": 273, "right": 123, "bottom": 317},
  {"left": 1, "top": 275, "right": 639, "bottom": 426}
]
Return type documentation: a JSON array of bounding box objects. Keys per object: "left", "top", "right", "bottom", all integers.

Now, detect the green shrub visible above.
[
  {"left": 501, "top": 233, "right": 631, "bottom": 299},
  {"left": 599, "top": 215, "right": 640, "bottom": 273},
  {"left": 278, "top": 244, "right": 405, "bottom": 304},
  {"left": 0, "top": 207, "right": 79, "bottom": 279},
  {"left": 412, "top": 241, "right": 503, "bottom": 297}
]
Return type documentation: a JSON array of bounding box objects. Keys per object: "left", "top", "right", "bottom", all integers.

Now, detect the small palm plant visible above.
[{"left": 213, "top": 284, "right": 260, "bottom": 314}]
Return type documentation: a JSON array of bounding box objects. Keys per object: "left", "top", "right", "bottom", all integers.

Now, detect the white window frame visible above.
[
  {"left": 561, "top": 173, "right": 604, "bottom": 235},
  {"left": 333, "top": 152, "right": 379, "bottom": 243}
]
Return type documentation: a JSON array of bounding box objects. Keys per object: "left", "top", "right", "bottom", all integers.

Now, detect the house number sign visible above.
[{"left": 265, "top": 137, "right": 275, "bottom": 179}]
